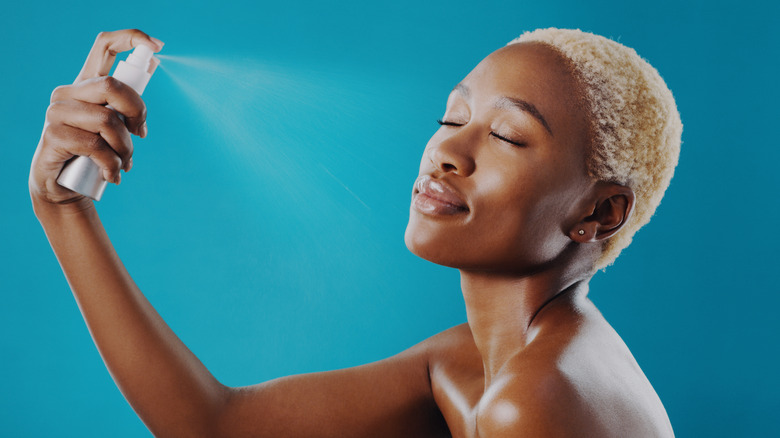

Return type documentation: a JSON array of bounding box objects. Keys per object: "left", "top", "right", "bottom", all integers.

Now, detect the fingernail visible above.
[
  {"left": 127, "top": 157, "right": 133, "bottom": 172},
  {"left": 103, "top": 169, "right": 112, "bottom": 182},
  {"left": 115, "top": 172, "right": 122, "bottom": 185},
  {"left": 141, "top": 123, "right": 148, "bottom": 138},
  {"left": 150, "top": 37, "right": 164, "bottom": 49}
]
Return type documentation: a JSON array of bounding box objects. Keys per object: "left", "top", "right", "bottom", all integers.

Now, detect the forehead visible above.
[{"left": 458, "top": 42, "right": 586, "bottom": 138}]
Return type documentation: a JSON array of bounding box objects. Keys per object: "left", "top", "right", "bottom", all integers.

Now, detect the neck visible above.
[{"left": 460, "top": 265, "right": 590, "bottom": 385}]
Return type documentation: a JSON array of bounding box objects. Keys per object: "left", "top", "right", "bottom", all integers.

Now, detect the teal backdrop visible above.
[{"left": 2, "top": 0, "right": 778, "bottom": 436}]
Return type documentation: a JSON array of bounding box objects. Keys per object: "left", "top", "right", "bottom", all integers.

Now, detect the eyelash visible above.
[{"left": 436, "top": 119, "right": 525, "bottom": 147}]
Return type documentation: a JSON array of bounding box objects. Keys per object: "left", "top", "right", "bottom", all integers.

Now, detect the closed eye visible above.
[
  {"left": 438, "top": 119, "right": 525, "bottom": 147},
  {"left": 437, "top": 119, "right": 463, "bottom": 127},
  {"left": 490, "top": 132, "right": 525, "bottom": 147}
]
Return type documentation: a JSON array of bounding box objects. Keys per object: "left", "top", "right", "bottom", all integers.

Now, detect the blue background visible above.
[{"left": 2, "top": 0, "right": 778, "bottom": 436}]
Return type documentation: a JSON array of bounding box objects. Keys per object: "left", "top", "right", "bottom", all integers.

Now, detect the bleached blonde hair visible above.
[{"left": 508, "top": 28, "right": 683, "bottom": 270}]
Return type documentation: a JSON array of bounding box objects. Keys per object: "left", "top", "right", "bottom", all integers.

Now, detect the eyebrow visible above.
[{"left": 452, "top": 83, "right": 553, "bottom": 136}]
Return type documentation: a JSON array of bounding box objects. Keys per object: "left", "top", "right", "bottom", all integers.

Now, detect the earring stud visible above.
[{"left": 578, "top": 229, "right": 585, "bottom": 235}]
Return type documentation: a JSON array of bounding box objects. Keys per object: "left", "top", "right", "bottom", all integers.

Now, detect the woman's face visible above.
[{"left": 405, "top": 42, "right": 593, "bottom": 274}]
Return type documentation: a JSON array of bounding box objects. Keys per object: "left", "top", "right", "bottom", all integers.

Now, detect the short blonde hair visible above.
[{"left": 508, "top": 28, "right": 683, "bottom": 270}]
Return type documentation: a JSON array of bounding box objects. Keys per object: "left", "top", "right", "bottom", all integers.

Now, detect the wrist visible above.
[{"left": 32, "top": 194, "right": 96, "bottom": 225}]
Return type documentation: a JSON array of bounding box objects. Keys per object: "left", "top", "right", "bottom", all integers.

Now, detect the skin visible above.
[{"left": 30, "top": 30, "right": 674, "bottom": 437}]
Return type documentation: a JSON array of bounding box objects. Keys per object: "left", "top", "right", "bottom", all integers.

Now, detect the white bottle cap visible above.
[{"left": 126, "top": 44, "right": 154, "bottom": 71}]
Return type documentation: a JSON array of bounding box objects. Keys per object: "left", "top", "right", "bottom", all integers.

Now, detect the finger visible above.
[
  {"left": 47, "top": 100, "right": 134, "bottom": 171},
  {"left": 76, "top": 29, "right": 164, "bottom": 83},
  {"left": 43, "top": 124, "right": 124, "bottom": 184},
  {"left": 52, "top": 77, "right": 147, "bottom": 137}
]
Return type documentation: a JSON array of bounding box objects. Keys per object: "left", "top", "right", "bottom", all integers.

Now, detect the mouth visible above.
[{"left": 412, "top": 175, "right": 469, "bottom": 216}]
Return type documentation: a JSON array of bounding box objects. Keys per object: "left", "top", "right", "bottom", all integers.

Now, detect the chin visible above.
[
  {"left": 405, "top": 213, "right": 458, "bottom": 268},
  {"left": 404, "top": 212, "right": 486, "bottom": 270}
]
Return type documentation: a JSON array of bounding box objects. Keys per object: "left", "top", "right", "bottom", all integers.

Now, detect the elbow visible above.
[
  {"left": 145, "top": 383, "right": 234, "bottom": 438},
  {"left": 207, "top": 385, "right": 244, "bottom": 438}
]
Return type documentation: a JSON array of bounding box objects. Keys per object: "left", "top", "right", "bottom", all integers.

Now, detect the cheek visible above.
[
  {"left": 473, "top": 184, "right": 537, "bottom": 247},
  {"left": 470, "top": 169, "right": 574, "bottom": 260}
]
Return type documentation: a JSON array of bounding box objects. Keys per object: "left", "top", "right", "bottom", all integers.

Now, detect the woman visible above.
[{"left": 30, "top": 28, "right": 681, "bottom": 437}]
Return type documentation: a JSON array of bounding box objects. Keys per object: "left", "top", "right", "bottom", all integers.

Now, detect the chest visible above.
[{"left": 429, "top": 351, "right": 486, "bottom": 438}]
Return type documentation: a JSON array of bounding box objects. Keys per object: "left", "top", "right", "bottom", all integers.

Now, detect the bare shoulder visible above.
[
  {"left": 420, "top": 322, "right": 477, "bottom": 352},
  {"left": 479, "top": 304, "right": 674, "bottom": 438}
]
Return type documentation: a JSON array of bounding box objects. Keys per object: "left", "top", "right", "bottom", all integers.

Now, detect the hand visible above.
[{"left": 29, "top": 29, "right": 163, "bottom": 210}]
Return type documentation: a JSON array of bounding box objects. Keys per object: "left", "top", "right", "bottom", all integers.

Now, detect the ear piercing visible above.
[{"left": 578, "top": 229, "right": 585, "bottom": 235}]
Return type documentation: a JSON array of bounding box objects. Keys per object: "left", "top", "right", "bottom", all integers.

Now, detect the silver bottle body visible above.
[{"left": 57, "top": 156, "right": 108, "bottom": 201}]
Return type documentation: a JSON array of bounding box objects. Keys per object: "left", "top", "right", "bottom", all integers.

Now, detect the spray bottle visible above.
[{"left": 57, "top": 44, "right": 157, "bottom": 201}]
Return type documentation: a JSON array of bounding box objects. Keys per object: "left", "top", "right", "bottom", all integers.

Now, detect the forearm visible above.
[{"left": 34, "top": 199, "right": 229, "bottom": 436}]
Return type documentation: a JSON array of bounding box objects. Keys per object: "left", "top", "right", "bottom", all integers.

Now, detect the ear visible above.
[{"left": 569, "top": 183, "right": 635, "bottom": 243}]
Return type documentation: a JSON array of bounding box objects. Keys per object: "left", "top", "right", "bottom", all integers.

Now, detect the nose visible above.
[{"left": 425, "top": 126, "right": 477, "bottom": 176}]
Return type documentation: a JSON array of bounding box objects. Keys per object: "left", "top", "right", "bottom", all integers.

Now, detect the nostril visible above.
[
  {"left": 441, "top": 163, "right": 457, "bottom": 172},
  {"left": 427, "top": 143, "right": 473, "bottom": 176}
]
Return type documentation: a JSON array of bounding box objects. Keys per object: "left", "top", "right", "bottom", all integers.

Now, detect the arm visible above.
[
  {"left": 31, "top": 30, "right": 228, "bottom": 436},
  {"left": 34, "top": 200, "right": 230, "bottom": 435},
  {"left": 216, "top": 341, "right": 448, "bottom": 438},
  {"left": 31, "top": 30, "right": 448, "bottom": 438},
  {"left": 36, "top": 199, "right": 447, "bottom": 437}
]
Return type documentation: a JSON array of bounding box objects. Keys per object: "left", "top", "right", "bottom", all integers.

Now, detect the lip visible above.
[{"left": 412, "top": 175, "right": 469, "bottom": 216}]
